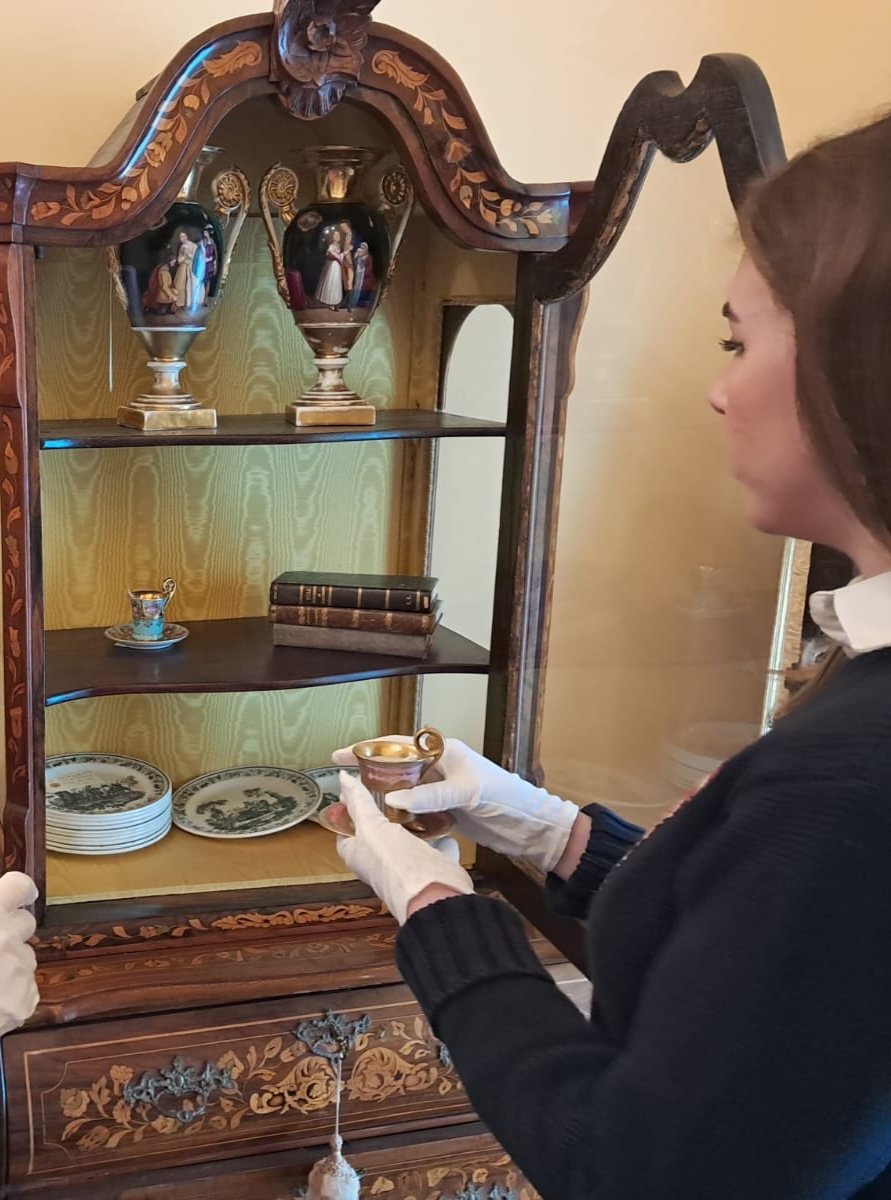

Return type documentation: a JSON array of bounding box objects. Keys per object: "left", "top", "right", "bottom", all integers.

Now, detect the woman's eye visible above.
[{"left": 719, "top": 338, "right": 743, "bottom": 354}]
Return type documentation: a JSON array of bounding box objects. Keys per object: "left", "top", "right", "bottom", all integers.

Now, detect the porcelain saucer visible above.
[
  {"left": 104, "top": 623, "right": 189, "bottom": 651},
  {"left": 317, "top": 801, "right": 455, "bottom": 842},
  {"left": 300, "top": 765, "right": 361, "bottom": 826}
]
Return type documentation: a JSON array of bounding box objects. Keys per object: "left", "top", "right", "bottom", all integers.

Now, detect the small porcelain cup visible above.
[
  {"left": 128, "top": 577, "right": 176, "bottom": 641},
  {"left": 351, "top": 726, "right": 446, "bottom": 836}
]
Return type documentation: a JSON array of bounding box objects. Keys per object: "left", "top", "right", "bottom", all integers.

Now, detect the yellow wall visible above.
[{"left": 1, "top": 2, "right": 889, "bottom": 837}]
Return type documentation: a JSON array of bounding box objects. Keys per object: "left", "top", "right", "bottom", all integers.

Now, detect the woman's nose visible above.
[{"left": 707, "top": 384, "right": 726, "bottom": 415}]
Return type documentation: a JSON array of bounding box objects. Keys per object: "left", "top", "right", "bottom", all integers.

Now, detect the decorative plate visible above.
[
  {"left": 104, "top": 623, "right": 189, "bottom": 651},
  {"left": 172, "top": 767, "right": 322, "bottom": 839},
  {"left": 301, "top": 765, "right": 361, "bottom": 826},
  {"left": 45, "top": 754, "right": 171, "bottom": 818}
]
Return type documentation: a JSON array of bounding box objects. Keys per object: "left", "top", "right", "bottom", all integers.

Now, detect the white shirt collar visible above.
[{"left": 809, "top": 571, "right": 891, "bottom": 655}]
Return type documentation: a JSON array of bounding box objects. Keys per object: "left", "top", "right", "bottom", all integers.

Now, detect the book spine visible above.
[
  {"left": 270, "top": 582, "right": 433, "bottom": 612},
  {"left": 270, "top": 604, "right": 437, "bottom": 634},
  {"left": 271, "top": 623, "right": 432, "bottom": 659}
]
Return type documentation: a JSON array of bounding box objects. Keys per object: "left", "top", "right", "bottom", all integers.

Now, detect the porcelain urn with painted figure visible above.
[
  {"left": 109, "top": 146, "right": 250, "bottom": 430},
  {"left": 259, "top": 146, "right": 413, "bottom": 426}
]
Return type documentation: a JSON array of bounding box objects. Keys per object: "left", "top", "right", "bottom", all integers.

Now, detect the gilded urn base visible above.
[
  {"left": 116, "top": 405, "right": 218, "bottom": 431},
  {"left": 116, "top": 329, "right": 218, "bottom": 430},
  {"left": 286, "top": 403, "right": 376, "bottom": 427}
]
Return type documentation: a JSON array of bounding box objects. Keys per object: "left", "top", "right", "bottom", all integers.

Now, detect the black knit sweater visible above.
[{"left": 396, "top": 648, "right": 891, "bottom": 1199}]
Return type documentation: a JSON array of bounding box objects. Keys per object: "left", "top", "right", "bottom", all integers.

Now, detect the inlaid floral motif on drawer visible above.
[
  {"left": 358, "top": 1146, "right": 540, "bottom": 1200},
  {"left": 56, "top": 1014, "right": 463, "bottom": 1155}
]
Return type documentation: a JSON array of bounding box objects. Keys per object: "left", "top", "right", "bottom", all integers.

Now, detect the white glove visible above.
[
  {"left": 0, "top": 871, "right": 39, "bottom": 1037},
  {"left": 333, "top": 737, "right": 579, "bottom": 874},
  {"left": 335, "top": 772, "right": 474, "bottom": 924}
]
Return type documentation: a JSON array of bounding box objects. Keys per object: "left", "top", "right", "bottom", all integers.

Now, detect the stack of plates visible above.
[{"left": 45, "top": 753, "right": 172, "bottom": 855}]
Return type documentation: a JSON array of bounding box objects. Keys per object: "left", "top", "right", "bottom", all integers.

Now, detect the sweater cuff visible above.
[
  {"left": 396, "top": 894, "right": 552, "bottom": 1028},
  {"left": 546, "top": 802, "right": 644, "bottom": 918}
]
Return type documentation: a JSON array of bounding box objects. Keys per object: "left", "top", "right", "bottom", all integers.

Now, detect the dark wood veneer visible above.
[{"left": 45, "top": 620, "right": 488, "bottom": 705}]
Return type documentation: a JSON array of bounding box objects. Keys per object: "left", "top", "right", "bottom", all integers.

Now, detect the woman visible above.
[
  {"left": 333, "top": 113, "right": 891, "bottom": 1199},
  {"left": 0, "top": 871, "right": 40, "bottom": 1037},
  {"left": 172, "top": 230, "right": 198, "bottom": 313},
  {"left": 314, "top": 228, "right": 345, "bottom": 309}
]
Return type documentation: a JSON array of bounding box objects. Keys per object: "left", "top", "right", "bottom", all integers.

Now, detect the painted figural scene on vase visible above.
[
  {"left": 110, "top": 146, "right": 250, "bottom": 430},
  {"left": 261, "top": 146, "right": 413, "bottom": 425}
]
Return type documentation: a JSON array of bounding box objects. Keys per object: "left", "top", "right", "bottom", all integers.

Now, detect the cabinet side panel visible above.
[{"left": 0, "top": 244, "right": 44, "bottom": 883}]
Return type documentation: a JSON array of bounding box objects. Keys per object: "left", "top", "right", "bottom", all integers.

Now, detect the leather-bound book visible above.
[
  {"left": 269, "top": 600, "right": 441, "bottom": 635},
  {"left": 271, "top": 622, "right": 433, "bottom": 659},
  {"left": 270, "top": 571, "right": 438, "bottom": 613}
]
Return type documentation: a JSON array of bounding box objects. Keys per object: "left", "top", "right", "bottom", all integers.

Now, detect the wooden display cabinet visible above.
[{"left": 0, "top": 3, "right": 785, "bottom": 1195}]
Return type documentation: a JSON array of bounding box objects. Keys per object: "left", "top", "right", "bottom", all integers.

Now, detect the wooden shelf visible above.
[
  {"left": 45, "top": 618, "right": 489, "bottom": 705},
  {"left": 39, "top": 410, "right": 506, "bottom": 450},
  {"left": 46, "top": 822, "right": 476, "bottom": 904}
]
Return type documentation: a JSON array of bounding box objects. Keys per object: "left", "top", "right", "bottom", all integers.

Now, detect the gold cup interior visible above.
[{"left": 353, "top": 740, "right": 430, "bottom": 764}]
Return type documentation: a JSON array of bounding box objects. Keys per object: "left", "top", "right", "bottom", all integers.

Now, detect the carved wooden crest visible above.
[{"left": 271, "top": 0, "right": 381, "bottom": 119}]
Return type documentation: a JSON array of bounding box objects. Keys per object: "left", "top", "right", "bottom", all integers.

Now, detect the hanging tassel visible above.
[{"left": 302, "top": 1057, "right": 361, "bottom": 1200}]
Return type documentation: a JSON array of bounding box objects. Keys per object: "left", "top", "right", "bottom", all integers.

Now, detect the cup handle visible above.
[
  {"left": 414, "top": 726, "right": 445, "bottom": 780},
  {"left": 161, "top": 578, "right": 176, "bottom": 599}
]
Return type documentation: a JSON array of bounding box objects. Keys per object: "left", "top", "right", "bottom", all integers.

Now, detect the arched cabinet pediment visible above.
[{"left": 5, "top": 3, "right": 574, "bottom": 251}]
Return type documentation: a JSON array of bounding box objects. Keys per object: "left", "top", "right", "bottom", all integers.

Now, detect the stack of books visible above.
[{"left": 269, "top": 571, "right": 440, "bottom": 659}]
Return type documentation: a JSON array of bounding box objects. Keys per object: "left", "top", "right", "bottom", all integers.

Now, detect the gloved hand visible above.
[
  {"left": 335, "top": 772, "right": 474, "bottom": 924},
  {"left": 0, "top": 871, "right": 39, "bottom": 1037},
  {"left": 333, "top": 737, "right": 579, "bottom": 874}
]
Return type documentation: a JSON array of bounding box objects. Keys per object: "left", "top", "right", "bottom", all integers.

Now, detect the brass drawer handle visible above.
[
  {"left": 449, "top": 1188, "right": 518, "bottom": 1200},
  {"left": 293, "top": 1009, "right": 371, "bottom": 1062},
  {"left": 122, "top": 1056, "right": 235, "bottom": 1126}
]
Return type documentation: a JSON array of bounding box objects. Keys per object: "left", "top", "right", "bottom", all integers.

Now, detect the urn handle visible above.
[
  {"left": 211, "top": 165, "right": 252, "bottom": 294},
  {"left": 259, "top": 163, "right": 300, "bottom": 306}
]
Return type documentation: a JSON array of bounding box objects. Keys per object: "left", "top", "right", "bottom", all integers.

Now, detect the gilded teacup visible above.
[
  {"left": 128, "top": 577, "right": 176, "bottom": 641},
  {"left": 352, "top": 726, "right": 446, "bottom": 835}
]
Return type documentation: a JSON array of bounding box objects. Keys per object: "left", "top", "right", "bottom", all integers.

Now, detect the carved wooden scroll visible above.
[{"left": 534, "top": 52, "right": 786, "bottom": 301}]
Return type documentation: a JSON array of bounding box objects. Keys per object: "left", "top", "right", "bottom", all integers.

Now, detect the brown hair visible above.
[
  {"left": 740, "top": 115, "right": 891, "bottom": 712},
  {"left": 740, "top": 113, "right": 891, "bottom": 538}
]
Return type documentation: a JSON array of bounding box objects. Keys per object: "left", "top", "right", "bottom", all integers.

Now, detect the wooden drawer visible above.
[
  {"left": 5, "top": 968, "right": 588, "bottom": 1190},
  {"left": 116, "top": 1130, "right": 539, "bottom": 1200},
  {"left": 4, "top": 982, "right": 471, "bottom": 1189}
]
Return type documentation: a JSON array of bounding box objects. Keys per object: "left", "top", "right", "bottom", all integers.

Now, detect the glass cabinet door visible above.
[{"left": 538, "top": 150, "right": 784, "bottom": 829}]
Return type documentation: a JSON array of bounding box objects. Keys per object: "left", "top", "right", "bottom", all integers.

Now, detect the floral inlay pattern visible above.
[
  {"left": 30, "top": 42, "right": 263, "bottom": 227},
  {"left": 0, "top": 263, "right": 28, "bottom": 874},
  {"left": 57, "top": 1014, "right": 463, "bottom": 1154},
  {"left": 34, "top": 901, "right": 378, "bottom": 953},
  {"left": 362, "top": 1150, "right": 538, "bottom": 1200},
  {"left": 0, "top": 280, "right": 13, "bottom": 387},
  {"left": 370, "top": 49, "right": 556, "bottom": 238}
]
